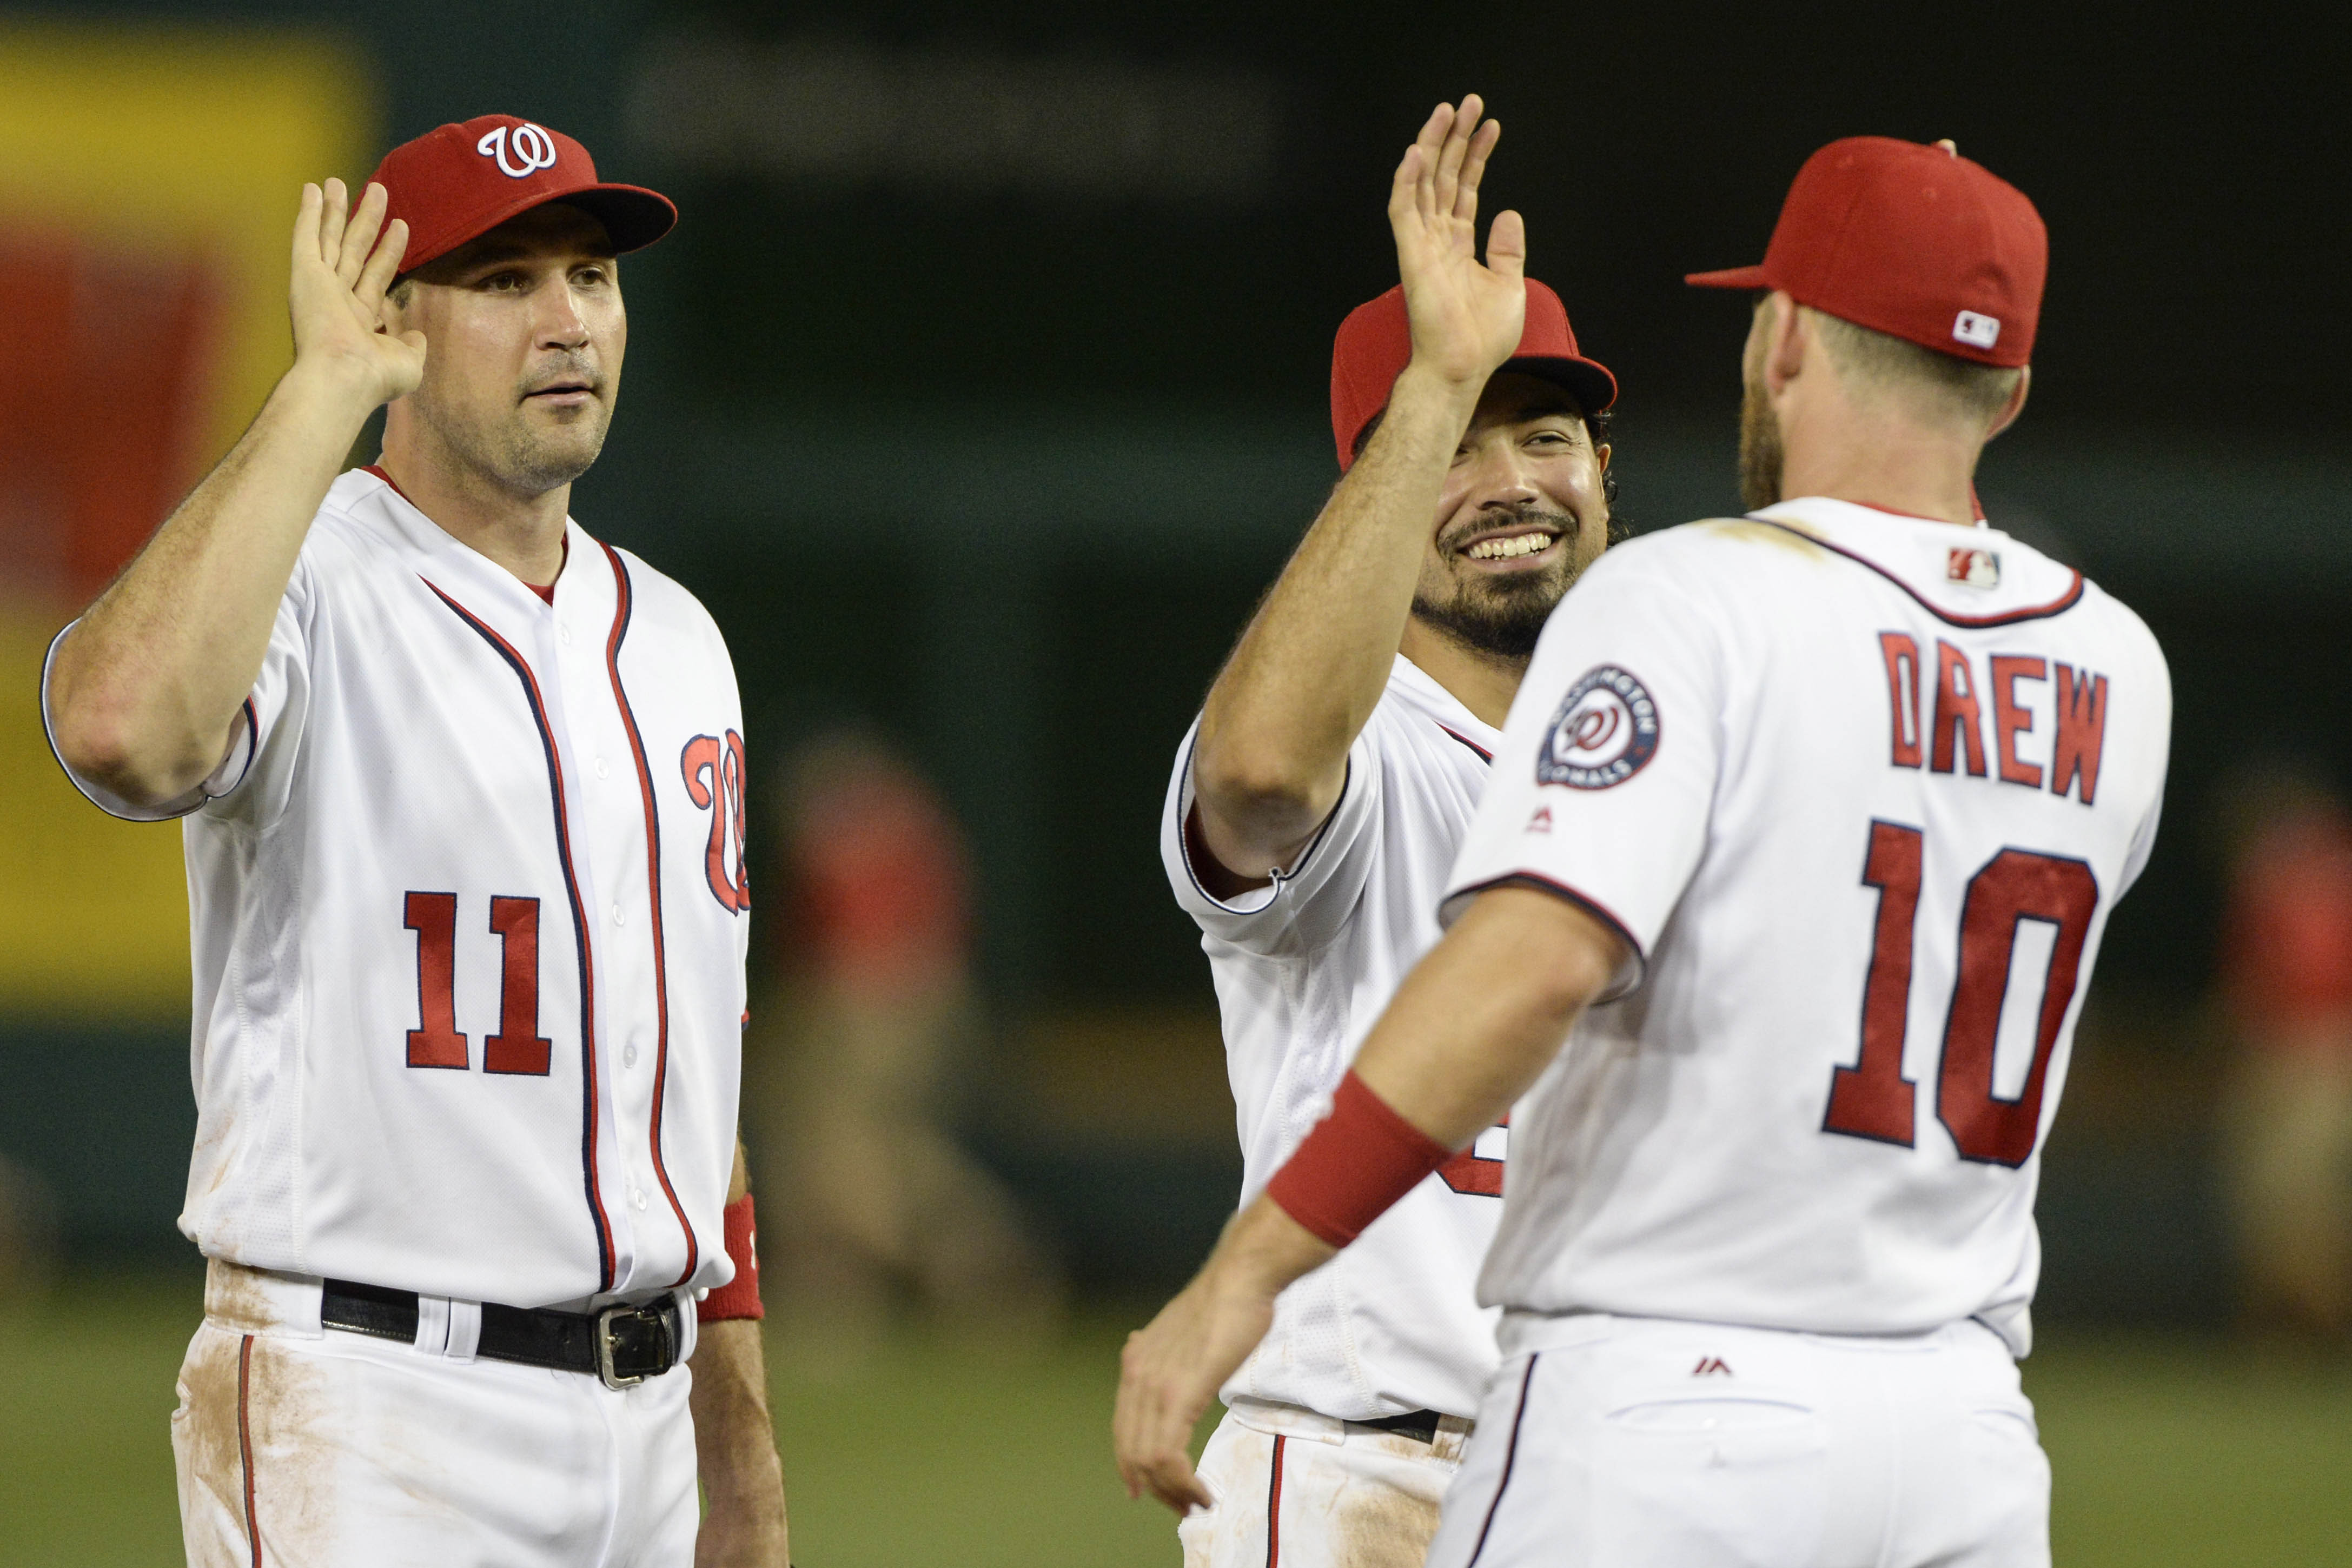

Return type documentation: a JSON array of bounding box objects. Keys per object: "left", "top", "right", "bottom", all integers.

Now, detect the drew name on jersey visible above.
[{"left": 1878, "top": 634, "right": 2108, "bottom": 803}]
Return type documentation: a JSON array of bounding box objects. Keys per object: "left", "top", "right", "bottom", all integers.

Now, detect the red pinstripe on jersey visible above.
[
  {"left": 594, "top": 540, "right": 698, "bottom": 1288},
  {"left": 424, "top": 579, "right": 618, "bottom": 1292}
]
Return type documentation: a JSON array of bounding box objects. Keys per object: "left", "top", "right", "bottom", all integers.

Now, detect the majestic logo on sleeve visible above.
[
  {"left": 1537, "top": 665, "right": 1660, "bottom": 789},
  {"left": 681, "top": 731, "right": 751, "bottom": 913}
]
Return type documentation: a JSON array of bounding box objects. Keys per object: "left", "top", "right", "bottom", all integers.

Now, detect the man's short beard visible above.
[
  {"left": 1412, "top": 504, "right": 1588, "bottom": 661},
  {"left": 1739, "top": 373, "right": 1784, "bottom": 512}
]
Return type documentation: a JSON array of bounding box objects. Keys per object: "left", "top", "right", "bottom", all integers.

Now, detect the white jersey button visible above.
[
  {"left": 612, "top": 903, "right": 627, "bottom": 927},
  {"left": 595, "top": 758, "right": 610, "bottom": 779},
  {"left": 624, "top": 1043, "right": 639, "bottom": 1067},
  {"left": 632, "top": 1187, "right": 648, "bottom": 1212},
  {"left": 559, "top": 623, "right": 573, "bottom": 646}
]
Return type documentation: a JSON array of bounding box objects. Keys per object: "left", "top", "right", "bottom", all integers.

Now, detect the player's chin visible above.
[{"left": 1459, "top": 559, "right": 1572, "bottom": 606}]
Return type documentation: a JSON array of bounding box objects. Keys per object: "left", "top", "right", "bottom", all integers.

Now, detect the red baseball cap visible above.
[
  {"left": 369, "top": 115, "right": 677, "bottom": 278},
  {"left": 1686, "top": 136, "right": 2045, "bottom": 368},
  {"left": 1330, "top": 280, "right": 1618, "bottom": 472}
]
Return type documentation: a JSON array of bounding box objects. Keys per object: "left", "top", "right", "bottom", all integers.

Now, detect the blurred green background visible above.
[{"left": 5, "top": 1, "right": 2351, "bottom": 1561}]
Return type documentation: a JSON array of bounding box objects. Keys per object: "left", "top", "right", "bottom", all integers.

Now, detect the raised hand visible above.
[
  {"left": 289, "top": 178, "right": 426, "bottom": 407},
  {"left": 1388, "top": 96, "right": 1526, "bottom": 392}
]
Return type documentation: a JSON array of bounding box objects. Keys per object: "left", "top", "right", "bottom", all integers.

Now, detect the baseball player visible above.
[
  {"left": 1118, "top": 135, "right": 2172, "bottom": 1568},
  {"left": 43, "top": 118, "right": 786, "bottom": 1565},
  {"left": 1156, "top": 98, "right": 1616, "bottom": 1567}
]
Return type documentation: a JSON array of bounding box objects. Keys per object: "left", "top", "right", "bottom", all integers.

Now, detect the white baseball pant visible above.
[
  {"left": 1426, "top": 1314, "right": 2049, "bottom": 1568},
  {"left": 174, "top": 1260, "right": 700, "bottom": 1567},
  {"left": 1180, "top": 1402, "right": 1474, "bottom": 1568}
]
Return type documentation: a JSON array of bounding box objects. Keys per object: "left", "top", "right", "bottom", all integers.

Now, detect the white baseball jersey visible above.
[
  {"left": 1163, "top": 656, "right": 1510, "bottom": 1420},
  {"left": 1443, "top": 497, "right": 2170, "bottom": 1356},
  {"left": 43, "top": 467, "right": 750, "bottom": 1310}
]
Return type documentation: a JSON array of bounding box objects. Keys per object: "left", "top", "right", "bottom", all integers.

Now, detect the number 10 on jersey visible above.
[{"left": 1823, "top": 822, "right": 2099, "bottom": 1167}]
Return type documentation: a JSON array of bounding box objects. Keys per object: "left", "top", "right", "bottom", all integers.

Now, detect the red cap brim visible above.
[{"left": 1685, "top": 265, "right": 1772, "bottom": 290}]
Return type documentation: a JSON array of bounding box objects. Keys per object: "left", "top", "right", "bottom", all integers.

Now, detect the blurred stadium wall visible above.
[
  {"left": 4, "top": 3, "right": 2348, "bottom": 1315},
  {"left": 0, "top": 18, "right": 373, "bottom": 1256}
]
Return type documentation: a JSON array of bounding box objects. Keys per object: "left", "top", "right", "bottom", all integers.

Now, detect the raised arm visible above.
[
  {"left": 44, "top": 179, "right": 424, "bottom": 811},
  {"left": 1188, "top": 97, "right": 1529, "bottom": 885}
]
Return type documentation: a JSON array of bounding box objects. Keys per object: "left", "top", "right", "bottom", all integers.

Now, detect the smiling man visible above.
[
  {"left": 1148, "top": 98, "right": 1616, "bottom": 1568},
  {"left": 42, "top": 117, "right": 786, "bottom": 1565}
]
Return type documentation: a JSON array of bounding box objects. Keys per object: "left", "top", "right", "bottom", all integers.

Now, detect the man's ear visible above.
[
  {"left": 379, "top": 279, "right": 416, "bottom": 335},
  {"left": 1986, "top": 364, "right": 2031, "bottom": 439},
  {"left": 1593, "top": 443, "right": 1612, "bottom": 475},
  {"left": 1761, "top": 292, "right": 1810, "bottom": 399}
]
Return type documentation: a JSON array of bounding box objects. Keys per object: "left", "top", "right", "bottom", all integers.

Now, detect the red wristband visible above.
[
  {"left": 696, "top": 1193, "right": 764, "bottom": 1323},
  {"left": 1264, "top": 1071, "right": 1452, "bottom": 1248}
]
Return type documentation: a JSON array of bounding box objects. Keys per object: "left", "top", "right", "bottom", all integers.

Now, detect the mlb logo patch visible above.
[
  {"left": 1952, "top": 310, "right": 2002, "bottom": 350},
  {"left": 1947, "top": 547, "right": 2000, "bottom": 588}
]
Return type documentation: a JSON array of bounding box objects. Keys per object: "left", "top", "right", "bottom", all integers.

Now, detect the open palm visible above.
[
  {"left": 289, "top": 177, "right": 426, "bottom": 407},
  {"left": 1388, "top": 96, "right": 1526, "bottom": 389}
]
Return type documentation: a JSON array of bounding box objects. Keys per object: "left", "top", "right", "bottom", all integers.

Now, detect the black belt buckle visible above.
[{"left": 594, "top": 1300, "right": 677, "bottom": 1390}]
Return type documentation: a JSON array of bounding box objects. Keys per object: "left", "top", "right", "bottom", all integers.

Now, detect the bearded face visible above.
[
  {"left": 1404, "top": 372, "right": 1613, "bottom": 664},
  {"left": 1412, "top": 498, "right": 1599, "bottom": 660}
]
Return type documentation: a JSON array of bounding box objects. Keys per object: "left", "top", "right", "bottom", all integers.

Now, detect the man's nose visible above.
[
  {"left": 1464, "top": 441, "right": 1540, "bottom": 508},
  {"left": 536, "top": 285, "right": 589, "bottom": 349}
]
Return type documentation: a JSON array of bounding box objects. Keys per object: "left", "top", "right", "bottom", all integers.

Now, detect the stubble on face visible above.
[{"left": 411, "top": 352, "right": 613, "bottom": 500}]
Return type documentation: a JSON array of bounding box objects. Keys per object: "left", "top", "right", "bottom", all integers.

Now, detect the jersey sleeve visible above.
[
  {"left": 197, "top": 570, "right": 311, "bottom": 822},
  {"left": 1441, "top": 547, "right": 1730, "bottom": 998},
  {"left": 2114, "top": 624, "right": 2174, "bottom": 900},
  {"left": 1160, "top": 712, "right": 1387, "bottom": 958},
  {"left": 41, "top": 564, "right": 313, "bottom": 823}
]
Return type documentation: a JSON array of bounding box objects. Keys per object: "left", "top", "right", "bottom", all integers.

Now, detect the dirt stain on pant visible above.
[
  {"left": 1319, "top": 1435, "right": 1443, "bottom": 1568},
  {"left": 174, "top": 1327, "right": 335, "bottom": 1566}
]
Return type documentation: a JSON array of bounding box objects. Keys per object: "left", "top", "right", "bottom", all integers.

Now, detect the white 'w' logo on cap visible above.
[{"left": 476, "top": 122, "right": 558, "bottom": 179}]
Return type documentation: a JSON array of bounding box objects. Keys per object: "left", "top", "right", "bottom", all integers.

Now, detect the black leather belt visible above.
[
  {"left": 1350, "top": 1408, "right": 1446, "bottom": 1445},
  {"left": 321, "top": 1279, "right": 683, "bottom": 1390}
]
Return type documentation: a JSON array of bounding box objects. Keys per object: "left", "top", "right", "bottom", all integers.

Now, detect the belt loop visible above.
[
  {"left": 409, "top": 1295, "right": 482, "bottom": 1363},
  {"left": 673, "top": 1290, "right": 698, "bottom": 1363},
  {"left": 445, "top": 1299, "right": 481, "bottom": 1363}
]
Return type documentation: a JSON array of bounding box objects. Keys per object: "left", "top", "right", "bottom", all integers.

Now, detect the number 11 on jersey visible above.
[
  {"left": 1823, "top": 822, "right": 2100, "bottom": 1167},
  {"left": 403, "top": 890, "right": 554, "bottom": 1075}
]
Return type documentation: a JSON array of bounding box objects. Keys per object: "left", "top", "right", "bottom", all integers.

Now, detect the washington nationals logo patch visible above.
[{"left": 1537, "top": 665, "right": 1660, "bottom": 789}]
